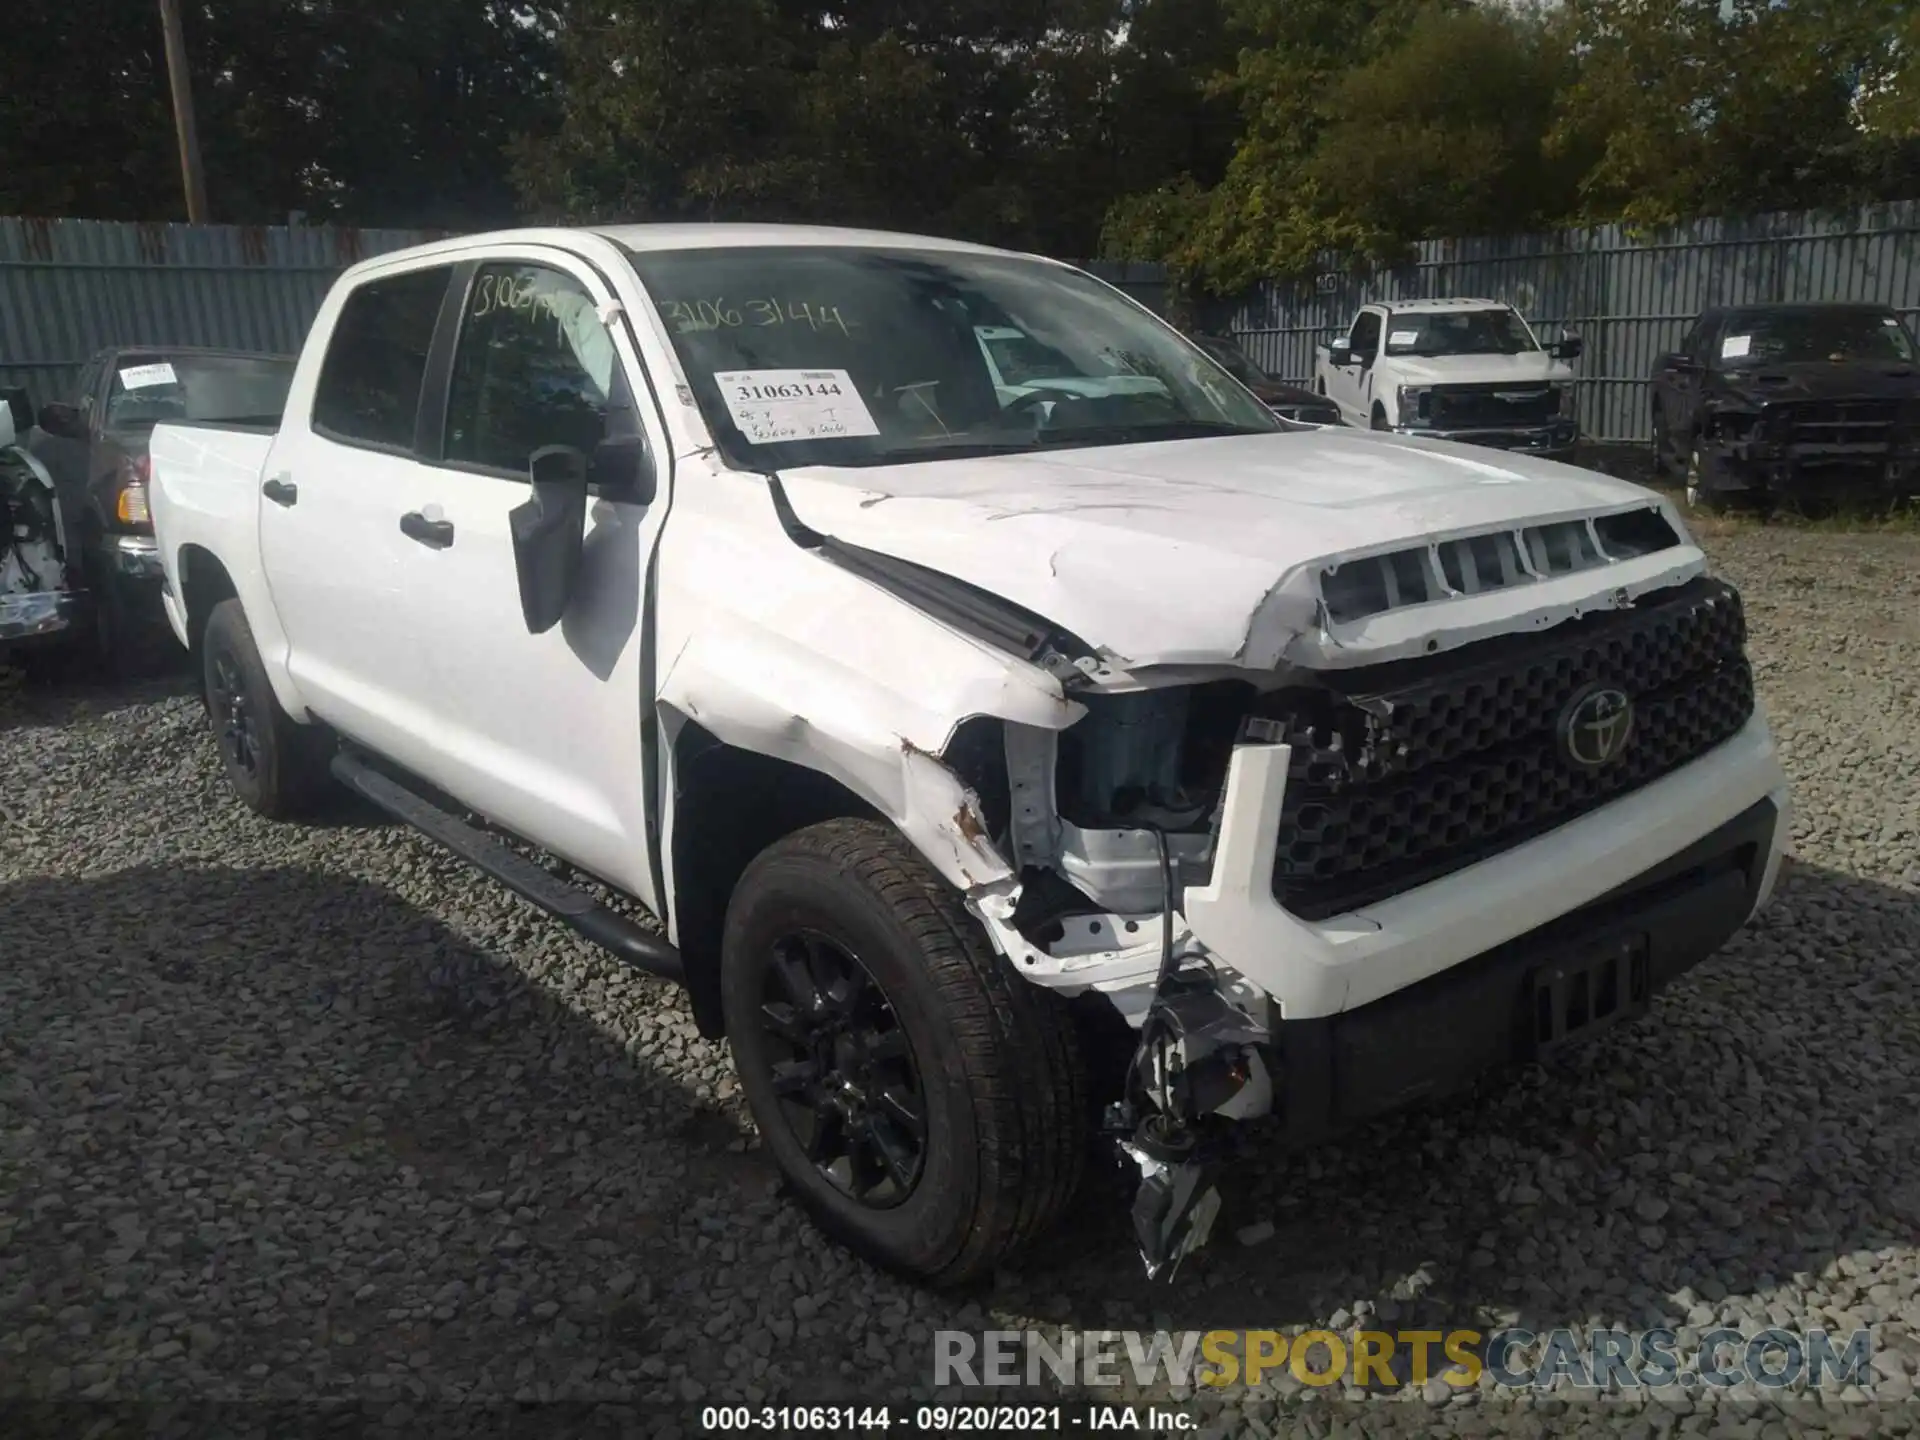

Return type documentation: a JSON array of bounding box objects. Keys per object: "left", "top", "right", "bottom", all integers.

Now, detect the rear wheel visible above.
[
  {"left": 721, "top": 818, "right": 1088, "bottom": 1287},
  {"left": 201, "top": 599, "right": 332, "bottom": 818}
]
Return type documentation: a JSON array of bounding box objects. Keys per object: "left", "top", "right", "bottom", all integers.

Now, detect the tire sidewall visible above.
[
  {"left": 202, "top": 601, "right": 277, "bottom": 812},
  {"left": 721, "top": 849, "right": 982, "bottom": 1276}
]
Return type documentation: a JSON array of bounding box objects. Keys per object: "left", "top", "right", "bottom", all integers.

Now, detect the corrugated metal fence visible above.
[
  {"left": 1211, "top": 201, "right": 1920, "bottom": 443},
  {"left": 0, "top": 218, "right": 441, "bottom": 408},
  {"left": 4, "top": 208, "right": 1914, "bottom": 441}
]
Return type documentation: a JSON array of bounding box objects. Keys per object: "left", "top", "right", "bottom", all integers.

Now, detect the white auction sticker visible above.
[
  {"left": 1720, "top": 334, "right": 1752, "bottom": 359},
  {"left": 118, "top": 362, "right": 178, "bottom": 389},
  {"left": 714, "top": 369, "right": 877, "bottom": 445},
  {"left": 1387, "top": 329, "right": 1419, "bottom": 347}
]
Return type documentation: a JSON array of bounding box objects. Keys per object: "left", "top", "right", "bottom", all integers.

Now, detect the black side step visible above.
[{"left": 331, "top": 751, "right": 685, "bottom": 984}]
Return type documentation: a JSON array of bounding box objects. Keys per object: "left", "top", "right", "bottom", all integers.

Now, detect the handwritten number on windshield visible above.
[{"left": 660, "top": 298, "right": 854, "bottom": 337}]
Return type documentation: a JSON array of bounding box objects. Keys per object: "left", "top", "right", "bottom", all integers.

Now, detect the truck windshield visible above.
[
  {"left": 1383, "top": 310, "right": 1538, "bottom": 358},
  {"left": 104, "top": 354, "right": 296, "bottom": 432},
  {"left": 621, "top": 244, "right": 1280, "bottom": 468},
  {"left": 1719, "top": 309, "right": 1917, "bottom": 366}
]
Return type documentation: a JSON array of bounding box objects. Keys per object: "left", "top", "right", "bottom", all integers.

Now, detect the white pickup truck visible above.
[
  {"left": 1315, "top": 298, "right": 1584, "bottom": 457},
  {"left": 150, "top": 225, "right": 1790, "bottom": 1286}
]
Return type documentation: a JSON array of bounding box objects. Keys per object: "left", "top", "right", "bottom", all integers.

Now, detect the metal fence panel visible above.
[
  {"left": 0, "top": 218, "right": 442, "bottom": 408},
  {"left": 6, "top": 210, "right": 1914, "bottom": 442},
  {"left": 1210, "top": 200, "right": 1920, "bottom": 443}
]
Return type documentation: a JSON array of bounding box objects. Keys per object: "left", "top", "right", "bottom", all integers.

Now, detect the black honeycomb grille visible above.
[{"left": 1268, "top": 577, "right": 1753, "bottom": 920}]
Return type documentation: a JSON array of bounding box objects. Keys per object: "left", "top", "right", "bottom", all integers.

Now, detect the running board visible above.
[{"left": 330, "top": 751, "right": 685, "bottom": 984}]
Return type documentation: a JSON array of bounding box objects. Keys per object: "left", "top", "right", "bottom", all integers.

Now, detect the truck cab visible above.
[
  {"left": 149, "top": 227, "right": 1790, "bottom": 1287},
  {"left": 1316, "top": 299, "right": 1582, "bottom": 458}
]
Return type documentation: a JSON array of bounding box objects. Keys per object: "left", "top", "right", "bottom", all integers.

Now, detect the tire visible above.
[
  {"left": 1682, "top": 441, "right": 1726, "bottom": 515},
  {"left": 1649, "top": 404, "right": 1670, "bottom": 479},
  {"left": 200, "top": 598, "right": 332, "bottom": 819},
  {"left": 88, "top": 568, "right": 169, "bottom": 681},
  {"left": 721, "top": 818, "right": 1088, "bottom": 1287},
  {"left": 1371, "top": 404, "right": 1389, "bottom": 431}
]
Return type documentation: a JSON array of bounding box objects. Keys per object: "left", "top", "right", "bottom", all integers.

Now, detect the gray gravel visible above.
[{"left": 3, "top": 522, "right": 1918, "bottom": 1437}]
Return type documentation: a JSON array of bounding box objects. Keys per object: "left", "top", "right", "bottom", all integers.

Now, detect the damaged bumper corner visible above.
[{"left": 0, "top": 589, "right": 88, "bottom": 647}]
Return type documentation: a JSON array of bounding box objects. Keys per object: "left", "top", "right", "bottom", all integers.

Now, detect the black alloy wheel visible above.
[
  {"left": 210, "top": 648, "right": 260, "bottom": 780},
  {"left": 755, "top": 928, "right": 926, "bottom": 1207}
]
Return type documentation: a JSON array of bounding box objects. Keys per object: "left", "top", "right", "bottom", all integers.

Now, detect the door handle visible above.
[
  {"left": 399, "top": 511, "right": 455, "bottom": 549},
  {"left": 261, "top": 478, "right": 298, "bottom": 507}
]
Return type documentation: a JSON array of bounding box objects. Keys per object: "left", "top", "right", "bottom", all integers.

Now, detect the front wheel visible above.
[
  {"left": 1371, "top": 404, "right": 1390, "bottom": 431},
  {"left": 201, "top": 599, "right": 333, "bottom": 819},
  {"left": 721, "top": 818, "right": 1089, "bottom": 1287}
]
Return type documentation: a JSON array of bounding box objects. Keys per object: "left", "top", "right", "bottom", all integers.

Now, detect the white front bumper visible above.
[{"left": 1182, "top": 713, "right": 1791, "bottom": 1020}]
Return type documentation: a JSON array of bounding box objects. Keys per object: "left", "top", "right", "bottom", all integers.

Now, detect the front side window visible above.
[
  {"left": 102, "top": 354, "right": 295, "bottom": 432},
  {"left": 1384, "top": 309, "right": 1538, "bottom": 358},
  {"left": 444, "top": 262, "right": 622, "bottom": 474},
  {"left": 311, "top": 265, "right": 453, "bottom": 449},
  {"left": 1350, "top": 311, "right": 1382, "bottom": 356},
  {"left": 622, "top": 245, "right": 1278, "bottom": 470},
  {"left": 1717, "top": 308, "right": 1918, "bottom": 366}
]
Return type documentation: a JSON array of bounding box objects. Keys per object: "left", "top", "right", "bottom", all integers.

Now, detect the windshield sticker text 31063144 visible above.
[
  {"left": 714, "top": 369, "right": 878, "bottom": 445},
  {"left": 661, "top": 298, "right": 856, "bottom": 336}
]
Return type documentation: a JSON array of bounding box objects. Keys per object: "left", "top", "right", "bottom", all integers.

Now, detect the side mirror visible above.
[
  {"left": 38, "top": 401, "right": 85, "bottom": 441},
  {"left": 1661, "top": 352, "right": 1697, "bottom": 374},
  {"left": 589, "top": 404, "right": 657, "bottom": 504},
  {"left": 1551, "top": 333, "right": 1584, "bottom": 361},
  {"left": 1329, "top": 338, "right": 1356, "bottom": 366},
  {"left": 509, "top": 445, "right": 589, "bottom": 635}
]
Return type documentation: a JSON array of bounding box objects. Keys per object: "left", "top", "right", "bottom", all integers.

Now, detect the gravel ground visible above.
[{"left": 3, "top": 522, "right": 1918, "bottom": 1438}]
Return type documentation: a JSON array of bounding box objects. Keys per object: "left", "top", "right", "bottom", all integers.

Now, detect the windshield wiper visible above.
[{"left": 1033, "top": 420, "right": 1271, "bottom": 446}]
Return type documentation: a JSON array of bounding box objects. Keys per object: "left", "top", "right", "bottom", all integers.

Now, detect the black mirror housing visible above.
[
  {"left": 1329, "top": 339, "right": 1356, "bottom": 366},
  {"left": 38, "top": 401, "right": 85, "bottom": 440},
  {"left": 590, "top": 433, "right": 657, "bottom": 504},
  {"left": 1552, "top": 334, "right": 1585, "bottom": 361},
  {"left": 509, "top": 444, "right": 590, "bottom": 635}
]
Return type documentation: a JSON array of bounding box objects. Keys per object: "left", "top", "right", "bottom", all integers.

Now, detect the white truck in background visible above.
[
  {"left": 1315, "top": 298, "right": 1584, "bottom": 458},
  {"left": 148, "top": 225, "right": 1789, "bottom": 1286}
]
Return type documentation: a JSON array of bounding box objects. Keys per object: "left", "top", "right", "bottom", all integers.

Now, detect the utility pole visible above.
[{"left": 157, "top": 0, "right": 209, "bottom": 222}]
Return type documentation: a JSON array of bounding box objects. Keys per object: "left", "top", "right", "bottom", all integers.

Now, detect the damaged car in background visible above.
[
  {"left": 1, "top": 385, "right": 82, "bottom": 663},
  {"left": 1650, "top": 301, "right": 1920, "bottom": 514},
  {"left": 149, "top": 224, "right": 1792, "bottom": 1285}
]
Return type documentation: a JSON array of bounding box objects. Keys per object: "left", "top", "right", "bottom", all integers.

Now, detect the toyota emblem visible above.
[{"left": 1557, "top": 684, "right": 1634, "bottom": 769}]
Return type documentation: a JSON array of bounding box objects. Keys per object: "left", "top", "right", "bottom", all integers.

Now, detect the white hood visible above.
[
  {"left": 1388, "top": 352, "right": 1574, "bottom": 385},
  {"left": 776, "top": 429, "right": 1696, "bottom": 672}
]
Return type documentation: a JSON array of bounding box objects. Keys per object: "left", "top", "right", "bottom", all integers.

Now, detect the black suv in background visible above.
[
  {"left": 1649, "top": 302, "right": 1920, "bottom": 514},
  {"left": 1188, "top": 331, "right": 1345, "bottom": 426},
  {"left": 30, "top": 346, "right": 295, "bottom": 672}
]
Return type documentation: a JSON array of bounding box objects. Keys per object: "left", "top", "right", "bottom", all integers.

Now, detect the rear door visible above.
[{"left": 258, "top": 261, "right": 460, "bottom": 761}]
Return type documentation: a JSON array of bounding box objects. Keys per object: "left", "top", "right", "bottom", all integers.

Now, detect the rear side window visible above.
[{"left": 311, "top": 266, "right": 453, "bottom": 449}]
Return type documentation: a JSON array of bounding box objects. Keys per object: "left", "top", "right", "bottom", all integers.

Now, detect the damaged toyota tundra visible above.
[{"left": 148, "top": 225, "right": 1793, "bottom": 1286}]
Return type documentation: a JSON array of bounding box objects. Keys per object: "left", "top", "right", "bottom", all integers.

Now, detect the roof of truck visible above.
[
  {"left": 1380, "top": 298, "right": 1509, "bottom": 314},
  {"left": 343, "top": 224, "right": 1024, "bottom": 278},
  {"left": 590, "top": 222, "right": 1011, "bottom": 257}
]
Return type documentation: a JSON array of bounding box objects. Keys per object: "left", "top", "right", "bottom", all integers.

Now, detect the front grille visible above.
[
  {"left": 1261, "top": 577, "right": 1753, "bottom": 920},
  {"left": 1430, "top": 383, "right": 1560, "bottom": 428},
  {"left": 1769, "top": 398, "right": 1904, "bottom": 450}
]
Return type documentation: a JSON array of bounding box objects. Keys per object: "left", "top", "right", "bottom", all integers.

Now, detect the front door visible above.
[
  {"left": 1331, "top": 309, "right": 1382, "bottom": 424},
  {"left": 391, "top": 250, "right": 674, "bottom": 904}
]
